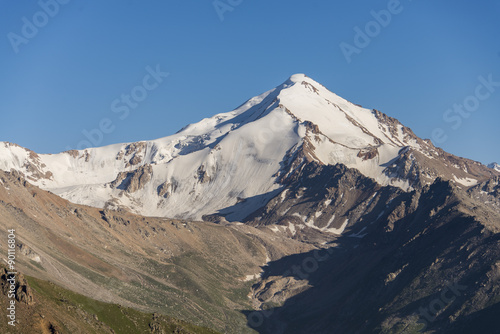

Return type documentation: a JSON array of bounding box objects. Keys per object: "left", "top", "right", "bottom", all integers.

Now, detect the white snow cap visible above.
[
  {"left": 284, "top": 73, "right": 322, "bottom": 88},
  {"left": 288, "top": 73, "right": 307, "bottom": 82}
]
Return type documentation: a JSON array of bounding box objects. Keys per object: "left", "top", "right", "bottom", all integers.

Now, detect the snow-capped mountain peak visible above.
[
  {"left": 287, "top": 73, "right": 308, "bottom": 82},
  {"left": 0, "top": 74, "right": 497, "bottom": 220},
  {"left": 488, "top": 162, "right": 500, "bottom": 172}
]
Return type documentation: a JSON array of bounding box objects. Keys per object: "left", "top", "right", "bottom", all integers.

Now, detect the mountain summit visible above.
[
  {"left": 0, "top": 74, "right": 497, "bottom": 220},
  {"left": 488, "top": 162, "right": 500, "bottom": 172}
]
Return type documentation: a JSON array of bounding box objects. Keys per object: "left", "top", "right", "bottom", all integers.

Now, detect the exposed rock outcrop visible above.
[
  {"left": 157, "top": 181, "right": 177, "bottom": 198},
  {"left": 110, "top": 164, "right": 153, "bottom": 193},
  {"left": 0, "top": 268, "right": 34, "bottom": 305}
]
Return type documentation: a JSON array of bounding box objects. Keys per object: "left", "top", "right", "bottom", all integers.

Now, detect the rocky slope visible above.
[
  {"left": 243, "top": 175, "right": 500, "bottom": 334},
  {"left": 2, "top": 162, "right": 499, "bottom": 333},
  {"left": 0, "top": 170, "right": 313, "bottom": 333}
]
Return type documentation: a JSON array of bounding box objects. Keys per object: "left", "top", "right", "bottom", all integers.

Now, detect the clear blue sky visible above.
[{"left": 0, "top": 0, "right": 499, "bottom": 164}]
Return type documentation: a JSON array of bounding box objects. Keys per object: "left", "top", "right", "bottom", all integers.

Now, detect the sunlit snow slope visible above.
[{"left": 0, "top": 74, "right": 495, "bottom": 220}]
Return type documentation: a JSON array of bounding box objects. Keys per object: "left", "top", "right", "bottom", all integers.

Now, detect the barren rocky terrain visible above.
[
  {"left": 1, "top": 162, "right": 500, "bottom": 333},
  {"left": 0, "top": 170, "right": 313, "bottom": 333}
]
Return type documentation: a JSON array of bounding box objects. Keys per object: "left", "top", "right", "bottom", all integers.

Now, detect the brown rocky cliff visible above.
[
  {"left": 110, "top": 164, "right": 153, "bottom": 193},
  {"left": 0, "top": 267, "right": 34, "bottom": 305}
]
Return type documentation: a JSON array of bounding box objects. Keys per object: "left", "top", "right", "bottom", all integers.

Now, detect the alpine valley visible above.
[{"left": 1, "top": 74, "right": 499, "bottom": 333}]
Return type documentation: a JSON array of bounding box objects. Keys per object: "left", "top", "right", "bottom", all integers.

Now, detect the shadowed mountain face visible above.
[{"left": 242, "top": 179, "right": 500, "bottom": 334}]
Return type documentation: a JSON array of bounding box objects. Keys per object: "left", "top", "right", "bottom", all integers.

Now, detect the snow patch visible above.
[
  {"left": 453, "top": 176, "right": 478, "bottom": 186},
  {"left": 324, "top": 219, "right": 349, "bottom": 234},
  {"left": 243, "top": 273, "right": 261, "bottom": 282}
]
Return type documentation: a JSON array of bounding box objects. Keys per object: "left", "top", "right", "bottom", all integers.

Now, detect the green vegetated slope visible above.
[{"left": 0, "top": 265, "right": 220, "bottom": 334}]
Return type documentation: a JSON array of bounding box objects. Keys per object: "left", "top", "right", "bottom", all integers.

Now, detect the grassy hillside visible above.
[{"left": 0, "top": 266, "right": 220, "bottom": 334}]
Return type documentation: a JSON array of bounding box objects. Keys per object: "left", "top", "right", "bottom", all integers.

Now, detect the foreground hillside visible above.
[
  {"left": 0, "top": 265, "right": 219, "bottom": 334},
  {"left": 0, "top": 170, "right": 312, "bottom": 333}
]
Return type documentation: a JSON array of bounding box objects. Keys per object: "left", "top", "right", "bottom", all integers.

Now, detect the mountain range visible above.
[{"left": 1, "top": 74, "right": 499, "bottom": 333}]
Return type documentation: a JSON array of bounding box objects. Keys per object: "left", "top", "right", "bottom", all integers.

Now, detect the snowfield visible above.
[{"left": 0, "top": 74, "right": 488, "bottom": 220}]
